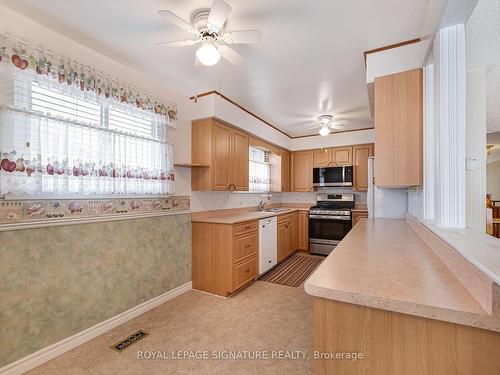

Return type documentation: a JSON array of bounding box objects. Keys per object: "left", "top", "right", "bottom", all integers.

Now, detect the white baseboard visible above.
[{"left": 0, "top": 281, "right": 192, "bottom": 375}]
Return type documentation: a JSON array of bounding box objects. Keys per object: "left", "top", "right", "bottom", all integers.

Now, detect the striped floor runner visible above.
[{"left": 259, "top": 253, "right": 324, "bottom": 287}]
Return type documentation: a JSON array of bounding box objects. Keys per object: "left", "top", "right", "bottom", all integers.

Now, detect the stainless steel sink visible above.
[{"left": 263, "top": 208, "right": 290, "bottom": 212}]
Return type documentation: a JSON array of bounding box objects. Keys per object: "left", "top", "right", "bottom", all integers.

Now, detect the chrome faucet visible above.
[{"left": 256, "top": 200, "right": 269, "bottom": 211}]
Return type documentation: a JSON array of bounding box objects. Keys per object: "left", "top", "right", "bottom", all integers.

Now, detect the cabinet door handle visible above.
[
  {"left": 245, "top": 244, "right": 251, "bottom": 248},
  {"left": 244, "top": 268, "right": 251, "bottom": 273}
]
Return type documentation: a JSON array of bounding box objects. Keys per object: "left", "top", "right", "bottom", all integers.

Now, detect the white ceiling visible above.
[
  {"left": 467, "top": 0, "right": 500, "bottom": 133},
  {"left": 0, "top": 0, "right": 435, "bottom": 136}
]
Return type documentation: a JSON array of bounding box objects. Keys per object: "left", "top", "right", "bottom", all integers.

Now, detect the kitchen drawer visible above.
[
  {"left": 234, "top": 220, "right": 258, "bottom": 235},
  {"left": 278, "top": 213, "right": 295, "bottom": 223},
  {"left": 233, "top": 232, "right": 258, "bottom": 263},
  {"left": 232, "top": 256, "right": 257, "bottom": 291}
]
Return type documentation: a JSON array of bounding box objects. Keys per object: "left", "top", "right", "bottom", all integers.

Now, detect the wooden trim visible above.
[
  {"left": 190, "top": 90, "right": 290, "bottom": 138},
  {"left": 189, "top": 91, "right": 374, "bottom": 139},
  {"left": 291, "top": 126, "right": 374, "bottom": 139},
  {"left": 363, "top": 38, "right": 421, "bottom": 65}
]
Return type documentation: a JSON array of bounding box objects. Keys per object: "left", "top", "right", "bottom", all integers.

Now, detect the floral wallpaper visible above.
[
  {"left": 0, "top": 213, "right": 192, "bottom": 367},
  {"left": 0, "top": 196, "right": 190, "bottom": 225}
]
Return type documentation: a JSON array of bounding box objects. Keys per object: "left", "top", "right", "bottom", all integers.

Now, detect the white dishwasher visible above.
[{"left": 258, "top": 216, "right": 277, "bottom": 275}]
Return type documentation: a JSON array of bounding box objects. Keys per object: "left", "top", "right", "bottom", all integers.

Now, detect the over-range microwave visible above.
[{"left": 313, "top": 166, "right": 353, "bottom": 187}]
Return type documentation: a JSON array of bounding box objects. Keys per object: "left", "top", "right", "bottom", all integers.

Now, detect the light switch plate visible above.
[{"left": 466, "top": 157, "right": 479, "bottom": 171}]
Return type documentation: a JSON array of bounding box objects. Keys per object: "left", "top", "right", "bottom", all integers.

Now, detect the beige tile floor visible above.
[{"left": 26, "top": 281, "right": 314, "bottom": 375}]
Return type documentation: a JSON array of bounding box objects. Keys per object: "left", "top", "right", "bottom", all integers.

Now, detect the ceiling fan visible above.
[
  {"left": 316, "top": 115, "right": 346, "bottom": 136},
  {"left": 157, "top": 0, "right": 262, "bottom": 66}
]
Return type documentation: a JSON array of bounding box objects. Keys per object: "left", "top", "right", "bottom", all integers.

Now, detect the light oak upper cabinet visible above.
[
  {"left": 313, "top": 148, "right": 332, "bottom": 168},
  {"left": 291, "top": 150, "right": 314, "bottom": 192},
  {"left": 332, "top": 147, "right": 352, "bottom": 166},
  {"left": 313, "top": 147, "right": 352, "bottom": 167},
  {"left": 374, "top": 68, "right": 423, "bottom": 187},
  {"left": 352, "top": 144, "right": 374, "bottom": 192},
  {"left": 281, "top": 149, "right": 290, "bottom": 192},
  {"left": 191, "top": 118, "right": 249, "bottom": 191},
  {"left": 231, "top": 129, "right": 249, "bottom": 191},
  {"left": 212, "top": 122, "right": 232, "bottom": 190}
]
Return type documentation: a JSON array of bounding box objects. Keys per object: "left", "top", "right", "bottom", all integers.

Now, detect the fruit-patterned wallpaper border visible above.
[{"left": 0, "top": 196, "right": 190, "bottom": 225}]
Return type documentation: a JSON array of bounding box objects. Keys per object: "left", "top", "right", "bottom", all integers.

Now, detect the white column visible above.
[
  {"left": 465, "top": 68, "right": 486, "bottom": 231},
  {"left": 433, "top": 24, "right": 466, "bottom": 228},
  {"left": 423, "top": 64, "right": 435, "bottom": 221}
]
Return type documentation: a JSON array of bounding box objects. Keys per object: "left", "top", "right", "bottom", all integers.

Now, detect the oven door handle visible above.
[{"left": 309, "top": 214, "right": 351, "bottom": 221}]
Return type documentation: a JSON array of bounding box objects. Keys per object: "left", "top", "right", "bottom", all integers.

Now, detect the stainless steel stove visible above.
[{"left": 309, "top": 193, "right": 354, "bottom": 255}]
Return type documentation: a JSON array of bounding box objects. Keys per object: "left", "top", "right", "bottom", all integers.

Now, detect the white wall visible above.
[
  {"left": 0, "top": 4, "right": 193, "bottom": 195},
  {"left": 289, "top": 129, "right": 374, "bottom": 151},
  {"left": 487, "top": 160, "right": 500, "bottom": 200},
  {"left": 466, "top": 68, "right": 487, "bottom": 230},
  {"left": 191, "top": 94, "right": 291, "bottom": 149}
]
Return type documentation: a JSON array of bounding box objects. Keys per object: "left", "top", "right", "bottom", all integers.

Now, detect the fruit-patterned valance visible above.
[{"left": 0, "top": 32, "right": 177, "bottom": 127}]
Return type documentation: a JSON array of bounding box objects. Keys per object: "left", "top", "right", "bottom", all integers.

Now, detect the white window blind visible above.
[
  {"left": 249, "top": 147, "right": 270, "bottom": 192},
  {"left": 0, "top": 68, "right": 174, "bottom": 197}
]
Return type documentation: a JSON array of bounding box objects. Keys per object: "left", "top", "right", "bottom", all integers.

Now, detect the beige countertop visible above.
[
  {"left": 352, "top": 204, "right": 368, "bottom": 212},
  {"left": 191, "top": 207, "right": 308, "bottom": 224},
  {"left": 305, "top": 218, "right": 500, "bottom": 332}
]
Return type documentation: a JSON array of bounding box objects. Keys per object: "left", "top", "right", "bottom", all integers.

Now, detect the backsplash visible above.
[
  {"left": 282, "top": 188, "right": 367, "bottom": 205},
  {"left": 191, "top": 188, "right": 367, "bottom": 212},
  {"left": 190, "top": 191, "right": 282, "bottom": 212}
]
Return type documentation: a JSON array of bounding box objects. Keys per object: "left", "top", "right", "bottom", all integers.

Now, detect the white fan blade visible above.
[
  {"left": 331, "top": 125, "right": 346, "bottom": 130},
  {"left": 222, "top": 30, "right": 262, "bottom": 44},
  {"left": 208, "top": 0, "right": 231, "bottom": 31},
  {"left": 219, "top": 45, "right": 243, "bottom": 65},
  {"left": 158, "top": 10, "right": 198, "bottom": 34},
  {"left": 156, "top": 39, "right": 200, "bottom": 47},
  {"left": 329, "top": 122, "right": 346, "bottom": 130}
]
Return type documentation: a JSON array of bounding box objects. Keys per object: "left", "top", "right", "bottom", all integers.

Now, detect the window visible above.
[
  {"left": 0, "top": 69, "right": 173, "bottom": 197},
  {"left": 249, "top": 147, "right": 270, "bottom": 191}
]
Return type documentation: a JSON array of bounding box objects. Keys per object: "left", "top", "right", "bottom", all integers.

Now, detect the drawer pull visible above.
[
  {"left": 244, "top": 268, "right": 251, "bottom": 273},
  {"left": 244, "top": 225, "right": 251, "bottom": 229},
  {"left": 245, "top": 244, "right": 251, "bottom": 248}
]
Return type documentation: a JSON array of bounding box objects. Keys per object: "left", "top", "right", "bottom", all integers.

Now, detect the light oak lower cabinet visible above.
[
  {"left": 314, "top": 298, "right": 500, "bottom": 375},
  {"left": 277, "top": 212, "right": 298, "bottom": 262},
  {"left": 298, "top": 210, "right": 309, "bottom": 251},
  {"left": 192, "top": 220, "right": 258, "bottom": 297},
  {"left": 291, "top": 150, "right": 314, "bottom": 191}
]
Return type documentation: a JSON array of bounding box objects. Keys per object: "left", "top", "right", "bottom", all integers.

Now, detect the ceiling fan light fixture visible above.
[
  {"left": 196, "top": 40, "right": 221, "bottom": 66},
  {"left": 318, "top": 114, "right": 334, "bottom": 126},
  {"left": 319, "top": 124, "right": 331, "bottom": 136}
]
